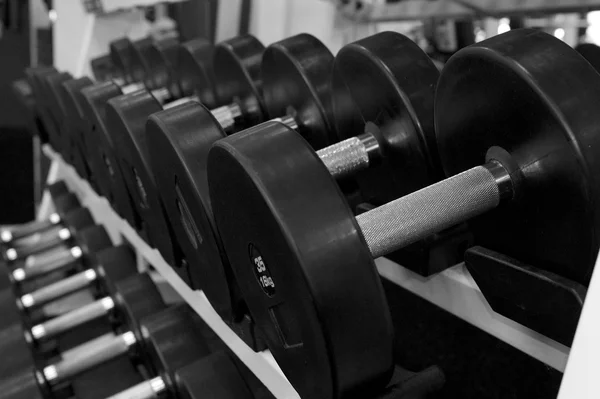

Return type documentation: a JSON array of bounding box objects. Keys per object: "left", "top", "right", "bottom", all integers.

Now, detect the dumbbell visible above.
[
  {"left": 0, "top": 244, "right": 137, "bottom": 377},
  {"left": 0, "top": 181, "right": 74, "bottom": 244},
  {"left": 101, "top": 303, "right": 213, "bottom": 399},
  {"left": 0, "top": 272, "right": 166, "bottom": 399},
  {"left": 110, "top": 351, "right": 270, "bottom": 399},
  {"left": 102, "top": 34, "right": 265, "bottom": 277},
  {"left": 9, "top": 224, "right": 112, "bottom": 290},
  {"left": 206, "top": 29, "right": 600, "bottom": 399},
  {"left": 29, "top": 36, "right": 167, "bottom": 165},
  {"left": 17, "top": 243, "right": 137, "bottom": 315},
  {"left": 70, "top": 38, "right": 191, "bottom": 230},
  {"left": 144, "top": 33, "right": 337, "bottom": 328},
  {"left": 3, "top": 206, "right": 95, "bottom": 262},
  {"left": 576, "top": 42, "right": 600, "bottom": 73}
]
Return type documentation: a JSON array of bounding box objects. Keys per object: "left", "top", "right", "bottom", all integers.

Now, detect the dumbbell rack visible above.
[{"left": 39, "top": 144, "right": 599, "bottom": 399}]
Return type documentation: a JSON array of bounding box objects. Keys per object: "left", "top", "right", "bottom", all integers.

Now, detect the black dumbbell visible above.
[
  {"left": 0, "top": 181, "right": 75, "bottom": 244},
  {"left": 206, "top": 29, "right": 600, "bottom": 399},
  {"left": 99, "top": 303, "right": 214, "bottom": 398},
  {"left": 0, "top": 272, "right": 167, "bottom": 399},
  {"left": 576, "top": 42, "right": 600, "bottom": 74},
  {"left": 3, "top": 207, "right": 95, "bottom": 262},
  {"left": 145, "top": 33, "right": 336, "bottom": 330},
  {"left": 103, "top": 34, "right": 264, "bottom": 279},
  {"left": 71, "top": 38, "right": 188, "bottom": 231}
]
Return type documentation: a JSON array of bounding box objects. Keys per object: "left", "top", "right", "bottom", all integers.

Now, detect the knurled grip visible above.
[
  {"left": 317, "top": 136, "right": 370, "bottom": 179},
  {"left": 356, "top": 166, "right": 500, "bottom": 258}
]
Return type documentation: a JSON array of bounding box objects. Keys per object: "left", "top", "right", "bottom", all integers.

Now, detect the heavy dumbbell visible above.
[
  {"left": 103, "top": 34, "right": 265, "bottom": 278},
  {"left": 0, "top": 272, "right": 166, "bottom": 399},
  {"left": 3, "top": 207, "right": 95, "bottom": 262},
  {"left": 72, "top": 38, "right": 190, "bottom": 230},
  {"left": 206, "top": 29, "right": 600, "bottom": 399},
  {"left": 0, "top": 181, "right": 73, "bottom": 244},
  {"left": 145, "top": 33, "right": 337, "bottom": 327}
]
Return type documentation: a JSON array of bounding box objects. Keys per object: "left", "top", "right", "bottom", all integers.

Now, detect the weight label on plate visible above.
[{"left": 249, "top": 244, "right": 275, "bottom": 297}]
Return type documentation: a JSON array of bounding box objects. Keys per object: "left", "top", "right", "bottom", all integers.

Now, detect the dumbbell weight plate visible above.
[
  {"left": 44, "top": 72, "right": 74, "bottom": 157},
  {"left": 139, "top": 305, "right": 211, "bottom": 385},
  {"left": 174, "top": 352, "right": 259, "bottom": 399},
  {"left": 332, "top": 32, "right": 442, "bottom": 205},
  {"left": 110, "top": 38, "right": 136, "bottom": 83},
  {"left": 576, "top": 42, "right": 600, "bottom": 73},
  {"left": 176, "top": 38, "right": 219, "bottom": 108},
  {"left": 146, "top": 33, "right": 336, "bottom": 321},
  {"left": 59, "top": 78, "right": 95, "bottom": 181},
  {"left": 29, "top": 68, "right": 63, "bottom": 150},
  {"left": 77, "top": 83, "right": 139, "bottom": 227},
  {"left": 144, "top": 37, "right": 183, "bottom": 98},
  {"left": 105, "top": 91, "right": 184, "bottom": 270},
  {"left": 261, "top": 34, "right": 336, "bottom": 149},
  {"left": 207, "top": 122, "right": 393, "bottom": 399},
  {"left": 212, "top": 34, "right": 266, "bottom": 127},
  {"left": 147, "top": 103, "right": 238, "bottom": 318},
  {"left": 436, "top": 29, "right": 600, "bottom": 286}
]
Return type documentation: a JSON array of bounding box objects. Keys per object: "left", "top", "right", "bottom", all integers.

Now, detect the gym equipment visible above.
[
  {"left": 17, "top": 244, "right": 137, "bottom": 311},
  {"left": 26, "top": 271, "right": 165, "bottom": 354},
  {"left": 112, "top": 352, "right": 267, "bottom": 399},
  {"left": 0, "top": 245, "right": 137, "bottom": 376},
  {"left": 0, "top": 181, "right": 75, "bottom": 244},
  {"left": 207, "top": 30, "right": 600, "bottom": 398},
  {"left": 104, "top": 34, "right": 264, "bottom": 275},
  {"left": 146, "top": 33, "right": 335, "bottom": 324},
  {"left": 0, "top": 272, "right": 166, "bottom": 399},
  {"left": 75, "top": 38, "right": 187, "bottom": 231},
  {"left": 10, "top": 224, "right": 112, "bottom": 285},
  {"left": 3, "top": 207, "right": 95, "bottom": 262},
  {"left": 576, "top": 42, "right": 600, "bottom": 73},
  {"left": 104, "top": 304, "right": 213, "bottom": 399}
]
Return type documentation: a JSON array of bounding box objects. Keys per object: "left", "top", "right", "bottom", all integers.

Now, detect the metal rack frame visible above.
[{"left": 40, "top": 136, "right": 598, "bottom": 398}]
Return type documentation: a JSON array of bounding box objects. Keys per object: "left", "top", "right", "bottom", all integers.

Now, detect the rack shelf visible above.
[{"left": 41, "top": 144, "right": 599, "bottom": 399}]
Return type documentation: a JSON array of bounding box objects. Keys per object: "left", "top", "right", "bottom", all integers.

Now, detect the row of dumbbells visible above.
[
  {"left": 15, "top": 27, "right": 600, "bottom": 399},
  {"left": 0, "top": 184, "right": 274, "bottom": 399}
]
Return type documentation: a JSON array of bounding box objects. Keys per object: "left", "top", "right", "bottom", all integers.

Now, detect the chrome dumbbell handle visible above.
[
  {"left": 20, "top": 268, "right": 97, "bottom": 308},
  {"left": 316, "top": 133, "right": 380, "bottom": 180},
  {"left": 12, "top": 246, "right": 82, "bottom": 282},
  {"left": 106, "top": 377, "right": 167, "bottom": 399},
  {"left": 0, "top": 212, "right": 61, "bottom": 243},
  {"left": 5, "top": 227, "right": 72, "bottom": 260},
  {"left": 42, "top": 331, "right": 136, "bottom": 384},
  {"left": 356, "top": 162, "right": 512, "bottom": 258},
  {"left": 29, "top": 296, "right": 114, "bottom": 341}
]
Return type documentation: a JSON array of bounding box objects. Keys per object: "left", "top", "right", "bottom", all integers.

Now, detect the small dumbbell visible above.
[
  {"left": 17, "top": 244, "right": 137, "bottom": 313},
  {"left": 145, "top": 33, "right": 336, "bottom": 328},
  {"left": 100, "top": 304, "right": 213, "bottom": 398},
  {"left": 0, "top": 244, "right": 137, "bottom": 375},
  {"left": 0, "top": 182, "right": 74, "bottom": 244},
  {"left": 3, "top": 207, "right": 95, "bottom": 263},
  {"left": 0, "top": 272, "right": 167, "bottom": 399},
  {"left": 9, "top": 224, "right": 112, "bottom": 287},
  {"left": 207, "top": 29, "right": 600, "bottom": 399}
]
